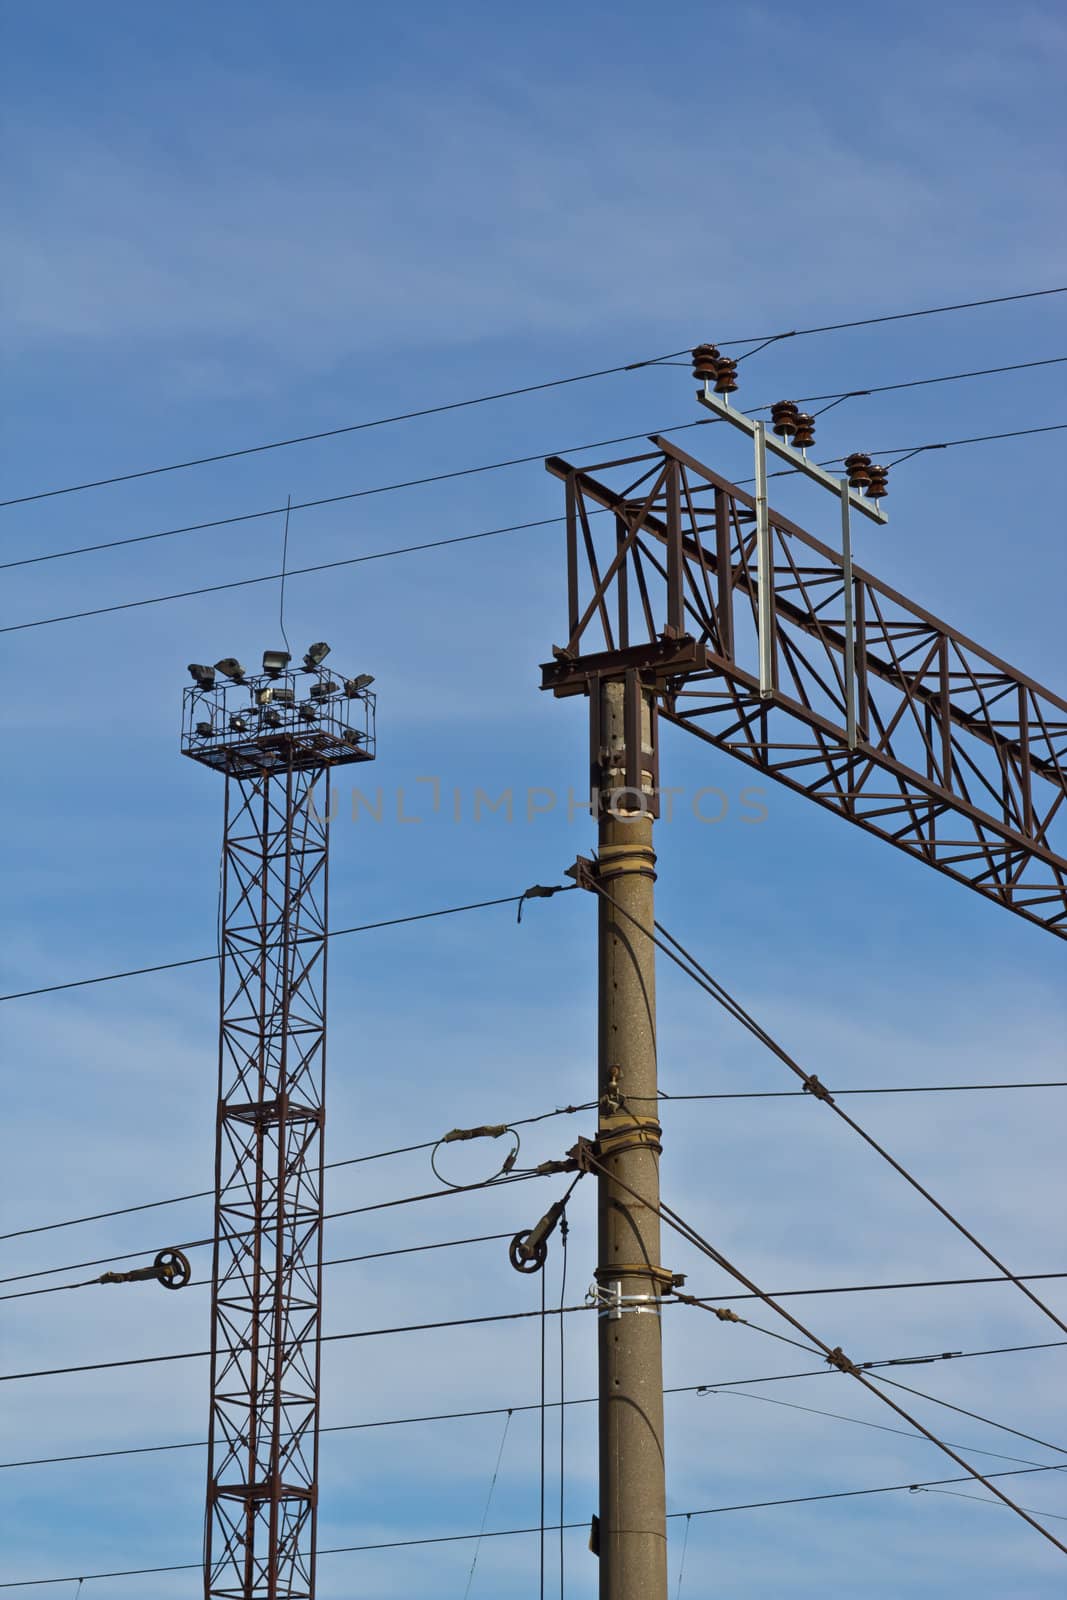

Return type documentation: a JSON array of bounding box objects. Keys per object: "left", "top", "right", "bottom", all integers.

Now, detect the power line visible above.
[
  {"left": 821, "top": 421, "right": 1067, "bottom": 466},
  {"left": 0, "top": 1301, "right": 593, "bottom": 1385},
  {"left": 0, "top": 1085, "right": 1059, "bottom": 1248},
  {"left": 0, "top": 1089, "right": 592, "bottom": 1243},
  {"left": 0, "top": 425, "right": 650, "bottom": 572},
  {"left": 704, "top": 1269, "right": 1067, "bottom": 1305},
  {"left": 8, "top": 281, "right": 1061, "bottom": 512},
  {"left": 719, "top": 284, "right": 1067, "bottom": 342},
  {"left": 0, "top": 1167, "right": 554, "bottom": 1290},
  {"left": 586, "top": 885, "right": 1067, "bottom": 1346},
  {"left": 3, "top": 1272, "right": 1065, "bottom": 1407},
  {"left": 588, "top": 1153, "right": 1067, "bottom": 1554},
  {"left": 0, "top": 890, "right": 545, "bottom": 1003},
  {"left": 3, "top": 1463, "right": 1065, "bottom": 1588},
  {"left": 911, "top": 1484, "right": 1067, "bottom": 1524},
  {"left": 791, "top": 354, "right": 1067, "bottom": 405},
  {"left": 6, "top": 355, "right": 1063, "bottom": 579},
  {"left": 868, "top": 1368, "right": 1067, "bottom": 1461},
  {"left": 0, "top": 1231, "right": 518, "bottom": 1303},
  {"left": 0, "top": 348, "right": 688, "bottom": 510},
  {"left": 702, "top": 1384, "right": 1057, "bottom": 1470},
  {"left": 5, "top": 1204, "right": 1065, "bottom": 1310},
  {"left": 2, "top": 417, "right": 1063, "bottom": 638},
  {"left": 658, "top": 1083, "right": 1067, "bottom": 1101},
  {"left": 3, "top": 1339, "right": 1062, "bottom": 1473}
]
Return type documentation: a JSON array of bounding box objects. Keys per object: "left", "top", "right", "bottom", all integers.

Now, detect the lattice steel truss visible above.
[
  {"left": 183, "top": 659, "right": 374, "bottom": 1599},
  {"left": 541, "top": 437, "right": 1067, "bottom": 937}
]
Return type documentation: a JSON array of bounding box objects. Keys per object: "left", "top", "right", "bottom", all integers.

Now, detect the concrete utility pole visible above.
[{"left": 589, "top": 670, "right": 669, "bottom": 1600}]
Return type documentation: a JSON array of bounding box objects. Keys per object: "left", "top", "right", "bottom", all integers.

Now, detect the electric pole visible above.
[{"left": 587, "top": 670, "right": 669, "bottom": 1600}]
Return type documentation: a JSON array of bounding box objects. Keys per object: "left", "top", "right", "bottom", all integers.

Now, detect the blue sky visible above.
[{"left": 1, "top": 2, "right": 1066, "bottom": 1594}]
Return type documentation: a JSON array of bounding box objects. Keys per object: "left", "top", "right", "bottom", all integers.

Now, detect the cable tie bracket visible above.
[
  {"left": 566, "top": 1135, "right": 599, "bottom": 1174},
  {"left": 802, "top": 1074, "right": 836, "bottom": 1105},
  {"left": 825, "top": 1345, "right": 860, "bottom": 1376},
  {"left": 565, "top": 855, "right": 599, "bottom": 893}
]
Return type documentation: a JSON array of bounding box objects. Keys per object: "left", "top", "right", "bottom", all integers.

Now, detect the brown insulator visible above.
[
  {"left": 844, "top": 451, "right": 872, "bottom": 489},
  {"left": 714, "top": 356, "right": 739, "bottom": 394},
  {"left": 792, "top": 412, "right": 815, "bottom": 448},
  {"left": 867, "top": 464, "right": 889, "bottom": 498},
  {"left": 770, "top": 400, "right": 800, "bottom": 437},
  {"left": 691, "top": 343, "right": 721, "bottom": 382}
]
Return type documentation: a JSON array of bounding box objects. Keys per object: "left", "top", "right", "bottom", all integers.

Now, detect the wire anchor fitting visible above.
[
  {"left": 516, "top": 881, "right": 572, "bottom": 923},
  {"left": 509, "top": 1197, "right": 569, "bottom": 1274},
  {"left": 509, "top": 1170, "right": 585, "bottom": 1273},
  {"left": 99, "top": 1248, "right": 192, "bottom": 1290},
  {"left": 673, "top": 1289, "right": 739, "bottom": 1322}
]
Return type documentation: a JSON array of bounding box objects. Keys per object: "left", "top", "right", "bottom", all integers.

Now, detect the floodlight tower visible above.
[{"left": 182, "top": 645, "right": 376, "bottom": 1600}]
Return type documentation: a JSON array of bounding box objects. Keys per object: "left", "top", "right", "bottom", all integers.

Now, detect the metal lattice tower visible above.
[{"left": 182, "top": 648, "right": 375, "bottom": 1600}]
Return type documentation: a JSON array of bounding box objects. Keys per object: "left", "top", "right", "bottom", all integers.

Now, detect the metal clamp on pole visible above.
[
  {"left": 586, "top": 1281, "right": 663, "bottom": 1321},
  {"left": 597, "top": 1111, "right": 663, "bottom": 1160}
]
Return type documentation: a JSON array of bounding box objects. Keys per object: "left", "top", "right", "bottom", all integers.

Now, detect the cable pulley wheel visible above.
[
  {"left": 509, "top": 1230, "right": 548, "bottom": 1274},
  {"left": 155, "top": 1248, "right": 192, "bottom": 1289}
]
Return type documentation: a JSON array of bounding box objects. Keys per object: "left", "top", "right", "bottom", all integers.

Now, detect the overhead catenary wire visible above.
[
  {"left": 0, "top": 1167, "right": 561, "bottom": 1290},
  {"left": 0, "top": 1230, "right": 521, "bottom": 1303},
  {"left": 7, "top": 281, "right": 1062, "bottom": 511},
  {"left": 3, "top": 1278, "right": 1064, "bottom": 1485},
  {"left": 581, "top": 876, "right": 1067, "bottom": 1346},
  {"left": 3, "top": 1463, "right": 1066, "bottom": 1589},
  {"left": 5, "top": 355, "right": 1065, "bottom": 579},
  {"left": 911, "top": 1484, "right": 1067, "bottom": 1524},
  {"left": 0, "top": 1301, "right": 595, "bottom": 1386},
  {"left": 868, "top": 1368, "right": 1067, "bottom": 1460},
  {"left": 2, "top": 418, "right": 1064, "bottom": 637},
  {"left": 583, "top": 1149, "right": 1067, "bottom": 1556},
  {"left": 700, "top": 1384, "right": 1059, "bottom": 1470},
  {"left": 0, "top": 348, "right": 690, "bottom": 510},
  {"left": 0, "top": 1092, "right": 593, "bottom": 1242},
  {"left": 693, "top": 1310, "right": 1067, "bottom": 1461},
  {"left": 658, "top": 1083, "right": 1067, "bottom": 1100},
  {"left": 0, "top": 889, "right": 567, "bottom": 1004},
  {"left": 0, "top": 1079, "right": 1056, "bottom": 1259},
  {"left": 3, "top": 1337, "right": 1062, "bottom": 1473}
]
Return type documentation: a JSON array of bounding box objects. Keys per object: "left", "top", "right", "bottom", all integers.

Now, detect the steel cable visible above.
[{"left": 580, "top": 874, "right": 1067, "bottom": 1346}]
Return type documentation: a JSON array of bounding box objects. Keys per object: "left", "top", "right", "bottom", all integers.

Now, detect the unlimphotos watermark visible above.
[{"left": 306, "top": 777, "right": 768, "bottom": 826}]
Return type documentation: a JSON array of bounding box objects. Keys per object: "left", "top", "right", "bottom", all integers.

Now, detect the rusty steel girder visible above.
[{"left": 541, "top": 437, "right": 1067, "bottom": 938}]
